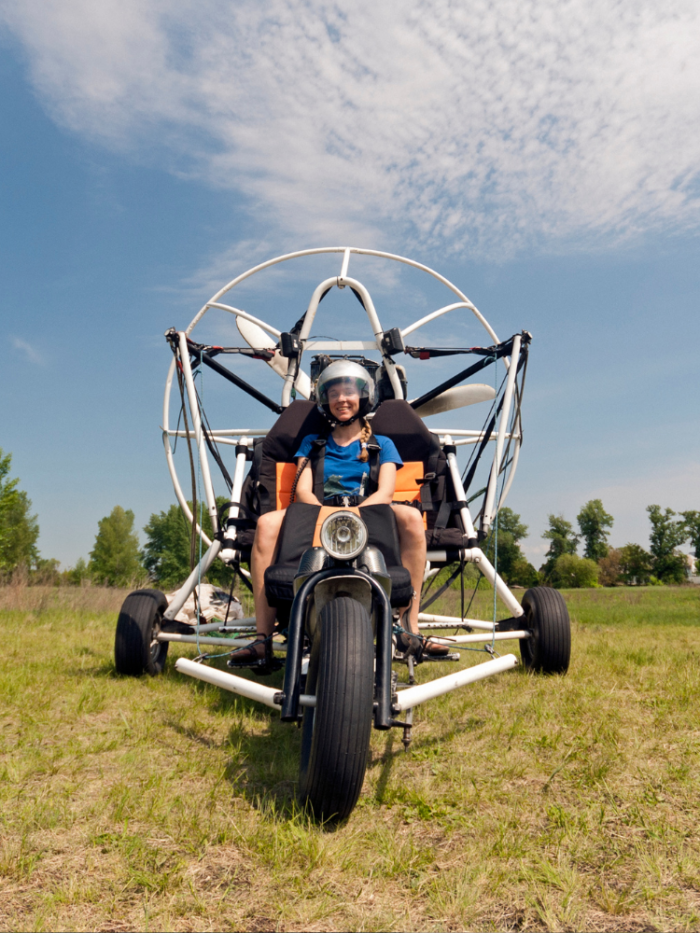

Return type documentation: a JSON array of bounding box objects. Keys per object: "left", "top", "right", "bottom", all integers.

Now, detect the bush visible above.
[
  {"left": 506, "top": 557, "right": 540, "bottom": 588},
  {"left": 549, "top": 553, "right": 600, "bottom": 589},
  {"left": 598, "top": 548, "right": 622, "bottom": 586},
  {"left": 618, "top": 543, "right": 653, "bottom": 585}
]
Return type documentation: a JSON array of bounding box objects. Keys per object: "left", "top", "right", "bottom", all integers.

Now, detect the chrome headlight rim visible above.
[{"left": 319, "top": 510, "right": 368, "bottom": 561}]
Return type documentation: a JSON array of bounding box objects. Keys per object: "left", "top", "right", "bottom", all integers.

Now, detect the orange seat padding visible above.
[
  {"left": 275, "top": 459, "right": 426, "bottom": 522},
  {"left": 393, "top": 461, "right": 427, "bottom": 528},
  {"left": 393, "top": 462, "right": 423, "bottom": 502},
  {"left": 275, "top": 462, "right": 299, "bottom": 510}
]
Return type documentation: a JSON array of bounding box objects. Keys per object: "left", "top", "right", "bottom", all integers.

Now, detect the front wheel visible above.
[
  {"left": 298, "top": 597, "right": 374, "bottom": 823},
  {"left": 519, "top": 587, "right": 571, "bottom": 674},
  {"left": 114, "top": 589, "right": 168, "bottom": 676}
]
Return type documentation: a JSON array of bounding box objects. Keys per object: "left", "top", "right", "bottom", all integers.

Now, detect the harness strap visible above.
[
  {"left": 367, "top": 434, "right": 381, "bottom": 493},
  {"left": 310, "top": 433, "right": 381, "bottom": 502},
  {"left": 309, "top": 437, "right": 328, "bottom": 503}
]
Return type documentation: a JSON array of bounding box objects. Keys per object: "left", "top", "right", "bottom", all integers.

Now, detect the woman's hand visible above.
[{"left": 360, "top": 462, "right": 396, "bottom": 506}]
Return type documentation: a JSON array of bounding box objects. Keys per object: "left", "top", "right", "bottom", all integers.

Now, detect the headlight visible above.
[{"left": 320, "top": 510, "right": 368, "bottom": 560}]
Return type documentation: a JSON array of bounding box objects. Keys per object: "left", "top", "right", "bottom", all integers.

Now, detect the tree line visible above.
[{"left": 2, "top": 445, "right": 699, "bottom": 589}]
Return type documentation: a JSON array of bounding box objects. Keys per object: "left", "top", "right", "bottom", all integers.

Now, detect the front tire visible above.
[
  {"left": 298, "top": 597, "right": 374, "bottom": 822},
  {"left": 114, "top": 589, "right": 169, "bottom": 676},
  {"left": 520, "top": 587, "right": 571, "bottom": 674}
]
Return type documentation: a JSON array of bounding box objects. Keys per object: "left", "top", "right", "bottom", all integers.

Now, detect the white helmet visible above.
[{"left": 315, "top": 360, "right": 375, "bottom": 425}]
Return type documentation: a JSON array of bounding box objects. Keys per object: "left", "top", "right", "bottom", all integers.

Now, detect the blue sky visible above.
[{"left": 1, "top": 0, "right": 698, "bottom": 568}]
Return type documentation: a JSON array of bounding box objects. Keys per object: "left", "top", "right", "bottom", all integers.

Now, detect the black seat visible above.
[{"left": 264, "top": 502, "right": 413, "bottom": 612}]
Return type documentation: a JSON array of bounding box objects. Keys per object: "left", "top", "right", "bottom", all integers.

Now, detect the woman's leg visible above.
[
  {"left": 230, "top": 509, "right": 285, "bottom": 663},
  {"left": 250, "top": 509, "right": 286, "bottom": 635},
  {"left": 391, "top": 504, "right": 426, "bottom": 634},
  {"left": 392, "top": 504, "right": 448, "bottom": 657}
]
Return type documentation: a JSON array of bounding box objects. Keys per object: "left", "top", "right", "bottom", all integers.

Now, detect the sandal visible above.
[
  {"left": 395, "top": 629, "right": 423, "bottom": 658},
  {"left": 422, "top": 637, "right": 450, "bottom": 658},
  {"left": 227, "top": 634, "right": 269, "bottom": 668}
]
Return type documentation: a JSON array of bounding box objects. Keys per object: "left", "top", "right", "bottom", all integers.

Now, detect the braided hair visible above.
[{"left": 358, "top": 417, "right": 371, "bottom": 463}]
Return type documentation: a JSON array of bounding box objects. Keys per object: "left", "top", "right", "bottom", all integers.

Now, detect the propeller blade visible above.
[
  {"left": 412, "top": 383, "right": 496, "bottom": 417},
  {"left": 235, "top": 318, "right": 311, "bottom": 399}
]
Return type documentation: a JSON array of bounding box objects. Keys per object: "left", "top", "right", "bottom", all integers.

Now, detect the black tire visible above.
[
  {"left": 520, "top": 587, "right": 571, "bottom": 674},
  {"left": 114, "top": 589, "right": 169, "bottom": 676},
  {"left": 298, "top": 597, "right": 374, "bottom": 823}
]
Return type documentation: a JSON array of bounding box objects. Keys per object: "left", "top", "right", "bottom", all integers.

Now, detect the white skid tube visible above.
[
  {"left": 418, "top": 613, "right": 495, "bottom": 631},
  {"left": 426, "top": 631, "right": 529, "bottom": 645},
  {"left": 175, "top": 658, "right": 315, "bottom": 708},
  {"left": 180, "top": 620, "right": 256, "bottom": 633},
  {"left": 393, "top": 654, "right": 519, "bottom": 711},
  {"left": 159, "top": 633, "right": 287, "bottom": 650}
]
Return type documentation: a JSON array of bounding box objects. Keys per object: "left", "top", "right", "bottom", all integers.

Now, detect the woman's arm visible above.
[
  {"left": 294, "top": 458, "right": 323, "bottom": 505},
  {"left": 360, "top": 462, "right": 397, "bottom": 506}
]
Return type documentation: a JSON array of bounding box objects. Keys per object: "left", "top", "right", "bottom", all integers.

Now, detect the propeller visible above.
[
  {"left": 411, "top": 383, "right": 496, "bottom": 417},
  {"left": 235, "top": 318, "right": 311, "bottom": 399}
]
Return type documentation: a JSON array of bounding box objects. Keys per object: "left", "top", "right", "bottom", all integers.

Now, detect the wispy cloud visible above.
[
  {"left": 12, "top": 336, "right": 43, "bottom": 364},
  {"left": 2, "top": 0, "right": 700, "bottom": 255}
]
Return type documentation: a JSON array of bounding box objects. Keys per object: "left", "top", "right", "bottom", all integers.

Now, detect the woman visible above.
[{"left": 229, "top": 360, "right": 446, "bottom": 664}]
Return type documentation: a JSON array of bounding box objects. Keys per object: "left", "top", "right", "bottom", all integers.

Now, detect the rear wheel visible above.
[
  {"left": 298, "top": 597, "right": 374, "bottom": 822},
  {"left": 114, "top": 589, "right": 169, "bottom": 676},
  {"left": 520, "top": 587, "right": 571, "bottom": 674}
]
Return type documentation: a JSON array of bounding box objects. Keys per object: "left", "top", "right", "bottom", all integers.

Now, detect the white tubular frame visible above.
[
  {"left": 219, "top": 437, "right": 251, "bottom": 560},
  {"left": 175, "top": 658, "right": 316, "bottom": 709},
  {"left": 162, "top": 246, "right": 519, "bottom": 558},
  {"left": 159, "top": 633, "right": 288, "bottom": 651},
  {"left": 443, "top": 435, "right": 477, "bottom": 541},
  {"left": 162, "top": 539, "right": 222, "bottom": 621},
  {"left": 163, "top": 246, "right": 531, "bottom": 710},
  {"left": 393, "top": 655, "right": 519, "bottom": 711},
  {"left": 482, "top": 334, "right": 521, "bottom": 533},
  {"left": 177, "top": 332, "right": 219, "bottom": 530}
]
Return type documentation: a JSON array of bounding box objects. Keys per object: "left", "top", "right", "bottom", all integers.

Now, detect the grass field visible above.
[{"left": 1, "top": 583, "right": 699, "bottom": 932}]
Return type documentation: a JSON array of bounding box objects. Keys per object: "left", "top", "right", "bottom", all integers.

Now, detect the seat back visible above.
[
  {"left": 371, "top": 400, "right": 465, "bottom": 548},
  {"left": 241, "top": 401, "right": 327, "bottom": 517}
]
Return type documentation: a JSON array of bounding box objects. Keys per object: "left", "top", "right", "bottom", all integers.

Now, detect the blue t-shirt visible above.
[{"left": 294, "top": 434, "right": 403, "bottom": 498}]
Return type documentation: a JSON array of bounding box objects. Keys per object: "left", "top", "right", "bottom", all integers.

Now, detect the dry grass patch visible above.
[{"left": 0, "top": 584, "right": 699, "bottom": 930}]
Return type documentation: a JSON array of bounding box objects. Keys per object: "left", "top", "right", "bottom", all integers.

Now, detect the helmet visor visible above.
[{"left": 318, "top": 377, "right": 369, "bottom": 406}]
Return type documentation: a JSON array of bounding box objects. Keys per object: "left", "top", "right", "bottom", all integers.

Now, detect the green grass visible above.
[{"left": 0, "top": 583, "right": 699, "bottom": 931}]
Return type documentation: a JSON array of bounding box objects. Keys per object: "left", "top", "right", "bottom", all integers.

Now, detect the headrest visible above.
[
  {"left": 262, "top": 401, "right": 328, "bottom": 462},
  {"left": 371, "top": 400, "right": 437, "bottom": 461}
]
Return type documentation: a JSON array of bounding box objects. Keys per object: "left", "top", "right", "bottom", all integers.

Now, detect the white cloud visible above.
[
  {"left": 2, "top": 0, "right": 700, "bottom": 254},
  {"left": 11, "top": 336, "right": 43, "bottom": 364}
]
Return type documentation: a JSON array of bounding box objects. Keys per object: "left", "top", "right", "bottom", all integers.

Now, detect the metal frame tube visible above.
[
  {"left": 175, "top": 658, "right": 316, "bottom": 708},
  {"left": 418, "top": 613, "right": 495, "bottom": 631},
  {"left": 162, "top": 357, "right": 212, "bottom": 546},
  {"left": 177, "top": 332, "right": 219, "bottom": 530},
  {"left": 170, "top": 620, "right": 256, "bottom": 634},
  {"left": 162, "top": 540, "right": 222, "bottom": 621},
  {"left": 158, "top": 633, "right": 288, "bottom": 650},
  {"left": 281, "top": 276, "right": 338, "bottom": 406},
  {"left": 468, "top": 549, "right": 525, "bottom": 618},
  {"left": 482, "top": 335, "right": 521, "bottom": 531},
  {"left": 339, "top": 276, "right": 404, "bottom": 399},
  {"left": 220, "top": 438, "right": 250, "bottom": 561},
  {"left": 393, "top": 654, "right": 518, "bottom": 711},
  {"left": 424, "top": 631, "right": 529, "bottom": 645},
  {"left": 444, "top": 435, "right": 477, "bottom": 544}
]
